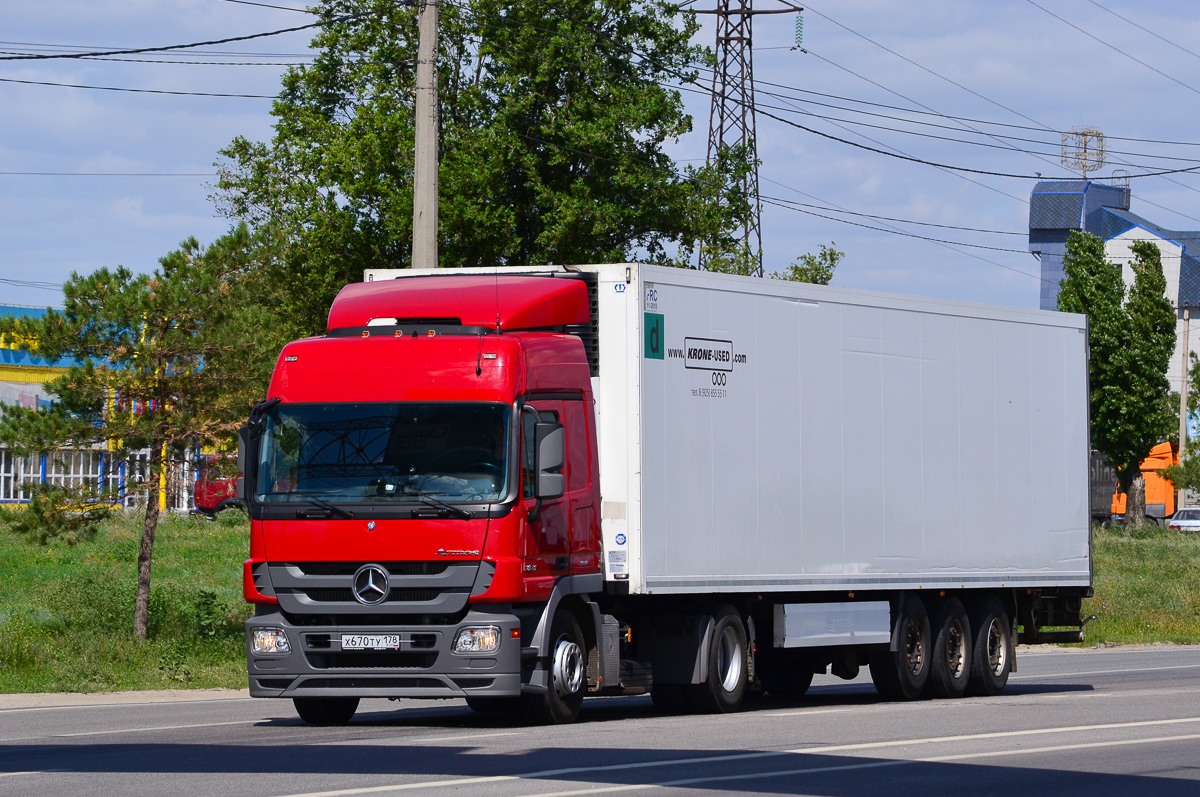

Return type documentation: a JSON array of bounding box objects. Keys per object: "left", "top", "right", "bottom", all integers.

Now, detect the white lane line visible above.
[
  {"left": 0, "top": 769, "right": 69, "bottom": 778},
  {"left": 269, "top": 715, "right": 1200, "bottom": 797},
  {"left": 0, "top": 719, "right": 256, "bottom": 742},
  {"left": 753, "top": 708, "right": 854, "bottom": 718},
  {"left": 0, "top": 698, "right": 256, "bottom": 714},
  {"left": 520, "top": 732, "right": 1200, "bottom": 797},
  {"left": 327, "top": 731, "right": 524, "bottom": 747},
  {"left": 1011, "top": 663, "right": 1200, "bottom": 680}
]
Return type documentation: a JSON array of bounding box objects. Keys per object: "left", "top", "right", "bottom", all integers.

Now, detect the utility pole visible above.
[
  {"left": 694, "top": 1, "right": 800, "bottom": 277},
  {"left": 412, "top": 0, "right": 439, "bottom": 269}
]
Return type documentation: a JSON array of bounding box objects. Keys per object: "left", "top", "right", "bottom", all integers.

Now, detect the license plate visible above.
[{"left": 341, "top": 634, "right": 400, "bottom": 650}]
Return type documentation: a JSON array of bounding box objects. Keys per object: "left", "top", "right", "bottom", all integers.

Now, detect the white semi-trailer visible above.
[{"left": 243, "top": 263, "right": 1091, "bottom": 723}]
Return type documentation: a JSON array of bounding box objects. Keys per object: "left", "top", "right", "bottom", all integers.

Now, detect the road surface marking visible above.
[
  {"left": 1011, "top": 662, "right": 1200, "bottom": 680},
  {"left": 270, "top": 715, "right": 1200, "bottom": 797},
  {"left": 0, "top": 719, "right": 255, "bottom": 742},
  {"left": 518, "top": 732, "right": 1200, "bottom": 797}
]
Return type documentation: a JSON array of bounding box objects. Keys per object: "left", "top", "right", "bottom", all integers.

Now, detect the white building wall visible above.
[{"left": 1105, "top": 229, "right": 1195, "bottom": 407}]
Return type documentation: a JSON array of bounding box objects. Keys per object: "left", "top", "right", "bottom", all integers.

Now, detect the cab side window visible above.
[{"left": 522, "top": 408, "right": 558, "bottom": 500}]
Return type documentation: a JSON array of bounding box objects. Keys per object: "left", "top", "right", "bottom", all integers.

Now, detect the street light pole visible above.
[{"left": 412, "top": 0, "right": 439, "bottom": 269}]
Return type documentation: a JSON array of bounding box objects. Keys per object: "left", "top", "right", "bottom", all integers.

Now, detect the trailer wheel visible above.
[
  {"left": 869, "top": 594, "right": 930, "bottom": 701},
  {"left": 759, "top": 650, "right": 815, "bottom": 698},
  {"left": 293, "top": 697, "right": 359, "bottom": 725},
  {"left": 521, "top": 610, "right": 586, "bottom": 724},
  {"left": 966, "top": 597, "right": 1012, "bottom": 696},
  {"left": 688, "top": 606, "right": 748, "bottom": 714},
  {"left": 926, "top": 597, "right": 971, "bottom": 699}
]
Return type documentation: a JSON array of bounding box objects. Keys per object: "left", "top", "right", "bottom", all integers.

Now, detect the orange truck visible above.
[{"left": 1108, "top": 442, "right": 1179, "bottom": 523}]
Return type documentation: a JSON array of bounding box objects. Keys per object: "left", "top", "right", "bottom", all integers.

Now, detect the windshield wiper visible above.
[
  {"left": 398, "top": 487, "right": 472, "bottom": 520},
  {"left": 263, "top": 490, "right": 354, "bottom": 520}
]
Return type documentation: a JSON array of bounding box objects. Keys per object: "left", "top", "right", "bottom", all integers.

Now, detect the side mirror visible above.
[
  {"left": 236, "top": 425, "right": 249, "bottom": 501},
  {"left": 534, "top": 422, "right": 565, "bottom": 500}
]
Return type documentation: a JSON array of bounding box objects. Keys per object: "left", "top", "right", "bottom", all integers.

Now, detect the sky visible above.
[{"left": 4, "top": 0, "right": 1200, "bottom": 311}]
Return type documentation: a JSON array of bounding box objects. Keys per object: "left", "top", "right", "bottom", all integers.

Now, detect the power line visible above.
[
  {"left": 219, "top": 0, "right": 315, "bottom": 12},
  {"left": 0, "top": 20, "right": 328, "bottom": 61},
  {"left": 0, "top": 172, "right": 215, "bottom": 177},
  {"left": 0, "top": 75, "right": 276, "bottom": 99},
  {"left": 1083, "top": 0, "right": 1200, "bottom": 63},
  {"left": 0, "top": 277, "right": 61, "bottom": 291},
  {"left": 1025, "top": 0, "right": 1200, "bottom": 97}
]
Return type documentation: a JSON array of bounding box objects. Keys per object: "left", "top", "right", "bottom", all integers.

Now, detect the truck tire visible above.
[
  {"left": 966, "top": 597, "right": 1012, "bottom": 696},
  {"left": 293, "top": 697, "right": 359, "bottom": 725},
  {"left": 521, "top": 610, "right": 587, "bottom": 725},
  {"left": 869, "top": 594, "right": 930, "bottom": 701},
  {"left": 926, "top": 597, "right": 971, "bottom": 699},
  {"left": 687, "top": 606, "right": 748, "bottom": 714},
  {"left": 759, "top": 649, "right": 815, "bottom": 698}
]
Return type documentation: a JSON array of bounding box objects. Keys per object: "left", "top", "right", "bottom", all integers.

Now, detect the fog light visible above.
[
  {"left": 252, "top": 627, "right": 291, "bottom": 654},
  {"left": 453, "top": 625, "right": 500, "bottom": 653}
]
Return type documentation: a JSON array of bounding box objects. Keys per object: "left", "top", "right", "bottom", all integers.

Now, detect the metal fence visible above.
[{"left": 0, "top": 446, "right": 194, "bottom": 512}]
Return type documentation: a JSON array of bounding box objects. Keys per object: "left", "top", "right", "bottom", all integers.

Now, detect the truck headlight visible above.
[
  {"left": 251, "top": 627, "right": 291, "bottom": 654},
  {"left": 453, "top": 625, "right": 500, "bottom": 654}
]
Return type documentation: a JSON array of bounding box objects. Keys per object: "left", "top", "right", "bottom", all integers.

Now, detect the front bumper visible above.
[{"left": 246, "top": 607, "right": 523, "bottom": 699}]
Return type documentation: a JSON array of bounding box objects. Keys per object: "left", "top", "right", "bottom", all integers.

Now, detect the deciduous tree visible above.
[
  {"left": 1058, "top": 231, "right": 1176, "bottom": 524},
  {"left": 0, "top": 226, "right": 285, "bottom": 639}
]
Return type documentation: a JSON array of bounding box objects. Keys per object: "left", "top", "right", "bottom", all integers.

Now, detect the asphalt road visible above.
[{"left": 2, "top": 645, "right": 1199, "bottom": 796}]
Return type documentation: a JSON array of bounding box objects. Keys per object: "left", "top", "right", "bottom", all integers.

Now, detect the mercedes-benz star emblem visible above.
[{"left": 352, "top": 564, "right": 390, "bottom": 605}]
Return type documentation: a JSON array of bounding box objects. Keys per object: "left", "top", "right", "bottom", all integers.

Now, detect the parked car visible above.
[
  {"left": 1167, "top": 507, "right": 1200, "bottom": 532},
  {"left": 192, "top": 454, "right": 243, "bottom": 519}
]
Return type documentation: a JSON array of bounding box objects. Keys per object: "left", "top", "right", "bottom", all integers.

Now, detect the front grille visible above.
[
  {"left": 305, "top": 651, "right": 438, "bottom": 669},
  {"left": 299, "top": 587, "right": 465, "bottom": 604},
  {"left": 302, "top": 677, "right": 444, "bottom": 689},
  {"left": 294, "top": 561, "right": 450, "bottom": 577}
]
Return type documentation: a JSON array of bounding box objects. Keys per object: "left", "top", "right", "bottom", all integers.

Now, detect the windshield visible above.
[{"left": 255, "top": 402, "right": 510, "bottom": 504}]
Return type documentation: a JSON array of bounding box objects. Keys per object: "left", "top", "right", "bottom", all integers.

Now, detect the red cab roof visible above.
[{"left": 327, "top": 276, "right": 590, "bottom": 331}]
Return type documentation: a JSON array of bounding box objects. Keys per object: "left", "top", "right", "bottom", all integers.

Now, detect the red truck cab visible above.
[
  {"left": 240, "top": 275, "right": 602, "bottom": 724},
  {"left": 192, "top": 455, "right": 242, "bottom": 518}
]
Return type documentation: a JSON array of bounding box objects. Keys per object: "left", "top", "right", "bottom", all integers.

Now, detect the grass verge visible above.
[
  {"left": 0, "top": 511, "right": 251, "bottom": 693},
  {"left": 0, "top": 515, "right": 1197, "bottom": 693},
  {"left": 1081, "top": 523, "right": 1200, "bottom": 646}
]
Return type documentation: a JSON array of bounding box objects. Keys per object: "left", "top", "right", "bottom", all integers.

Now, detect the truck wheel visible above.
[
  {"left": 688, "top": 606, "right": 748, "bottom": 714},
  {"left": 926, "top": 597, "right": 971, "bottom": 699},
  {"left": 465, "top": 697, "right": 520, "bottom": 714},
  {"left": 966, "top": 598, "right": 1012, "bottom": 696},
  {"left": 759, "top": 650, "right": 814, "bottom": 698},
  {"left": 521, "top": 610, "right": 587, "bottom": 725},
  {"left": 293, "top": 697, "right": 359, "bottom": 725},
  {"left": 868, "top": 594, "right": 930, "bottom": 701},
  {"left": 650, "top": 684, "right": 692, "bottom": 714}
]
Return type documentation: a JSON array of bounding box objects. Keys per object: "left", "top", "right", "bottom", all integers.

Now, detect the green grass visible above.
[
  {"left": 0, "top": 510, "right": 252, "bottom": 693},
  {"left": 1081, "top": 523, "right": 1200, "bottom": 646},
  {"left": 0, "top": 514, "right": 1197, "bottom": 694}
]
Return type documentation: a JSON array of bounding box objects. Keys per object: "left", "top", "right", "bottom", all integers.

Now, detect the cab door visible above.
[{"left": 521, "top": 400, "right": 570, "bottom": 592}]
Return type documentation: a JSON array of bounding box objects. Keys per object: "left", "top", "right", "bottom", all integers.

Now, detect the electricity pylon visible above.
[{"left": 695, "top": 1, "right": 801, "bottom": 276}]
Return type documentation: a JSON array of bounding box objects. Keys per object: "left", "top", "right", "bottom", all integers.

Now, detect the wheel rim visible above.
[
  {"left": 903, "top": 617, "right": 925, "bottom": 676},
  {"left": 945, "top": 619, "right": 967, "bottom": 679},
  {"left": 552, "top": 634, "right": 584, "bottom": 698},
  {"left": 715, "top": 625, "right": 744, "bottom": 693},
  {"left": 985, "top": 618, "right": 1007, "bottom": 677}
]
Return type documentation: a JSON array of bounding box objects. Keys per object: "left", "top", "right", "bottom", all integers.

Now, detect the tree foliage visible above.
[
  {"left": 1058, "top": 231, "right": 1176, "bottom": 523},
  {"left": 772, "top": 242, "right": 843, "bottom": 285},
  {"left": 214, "top": 0, "right": 743, "bottom": 331},
  {"left": 0, "top": 226, "right": 286, "bottom": 638}
]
